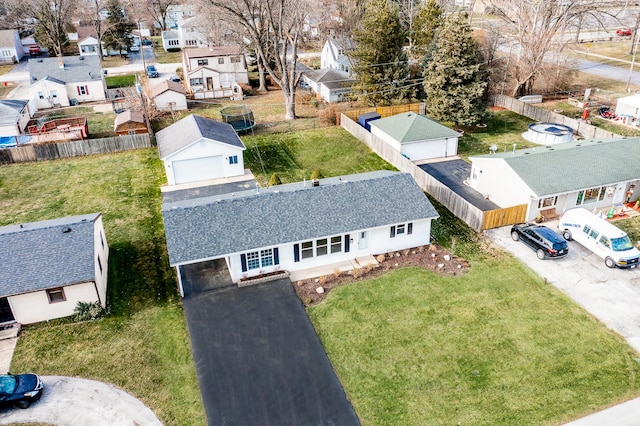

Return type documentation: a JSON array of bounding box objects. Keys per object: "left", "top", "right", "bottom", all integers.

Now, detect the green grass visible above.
[
  {"left": 105, "top": 74, "right": 136, "bottom": 88},
  {"left": 242, "top": 126, "right": 396, "bottom": 185},
  {"left": 0, "top": 149, "right": 205, "bottom": 425},
  {"left": 151, "top": 36, "right": 182, "bottom": 64},
  {"left": 308, "top": 262, "right": 640, "bottom": 425}
]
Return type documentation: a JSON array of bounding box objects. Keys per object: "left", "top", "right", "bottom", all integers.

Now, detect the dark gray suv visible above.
[{"left": 511, "top": 223, "right": 569, "bottom": 260}]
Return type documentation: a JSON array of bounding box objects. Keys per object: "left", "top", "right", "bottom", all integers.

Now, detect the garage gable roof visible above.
[
  {"left": 472, "top": 137, "right": 640, "bottom": 196},
  {"left": 156, "top": 114, "right": 245, "bottom": 159},
  {"left": 162, "top": 171, "right": 439, "bottom": 265},
  {"left": 0, "top": 213, "right": 100, "bottom": 297},
  {"left": 370, "top": 112, "right": 461, "bottom": 143},
  {"left": 0, "top": 99, "right": 28, "bottom": 126}
]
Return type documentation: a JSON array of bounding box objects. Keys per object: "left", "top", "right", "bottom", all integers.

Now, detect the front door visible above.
[
  {"left": 0, "top": 298, "right": 15, "bottom": 324},
  {"left": 206, "top": 77, "right": 213, "bottom": 90},
  {"left": 358, "top": 231, "right": 368, "bottom": 250}
]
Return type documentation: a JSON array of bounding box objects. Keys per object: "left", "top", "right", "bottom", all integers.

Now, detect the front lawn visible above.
[
  {"left": 309, "top": 261, "right": 640, "bottom": 425},
  {"left": 0, "top": 149, "right": 205, "bottom": 425},
  {"left": 105, "top": 74, "right": 136, "bottom": 88}
]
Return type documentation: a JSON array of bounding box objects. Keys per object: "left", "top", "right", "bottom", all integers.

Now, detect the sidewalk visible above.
[{"left": 564, "top": 396, "right": 640, "bottom": 425}]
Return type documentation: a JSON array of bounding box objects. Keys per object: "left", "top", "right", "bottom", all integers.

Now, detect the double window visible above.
[
  {"left": 197, "top": 59, "right": 208, "bottom": 66},
  {"left": 229, "top": 155, "right": 238, "bottom": 165},
  {"left": 390, "top": 223, "right": 413, "bottom": 238},
  {"left": 231, "top": 56, "right": 241, "bottom": 63},
  {"left": 576, "top": 186, "right": 606, "bottom": 205},
  {"left": 294, "top": 235, "right": 349, "bottom": 262},
  {"left": 241, "top": 248, "right": 279, "bottom": 272},
  {"left": 190, "top": 78, "right": 203, "bottom": 86},
  {"left": 77, "top": 85, "right": 89, "bottom": 96}
]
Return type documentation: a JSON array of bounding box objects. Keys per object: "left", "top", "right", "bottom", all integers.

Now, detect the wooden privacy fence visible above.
[
  {"left": 482, "top": 204, "right": 528, "bottom": 230},
  {"left": 0, "top": 133, "right": 152, "bottom": 165},
  {"left": 342, "top": 103, "right": 425, "bottom": 122},
  {"left": 491, "top": 94, "right": 621, "bottom": 140}
]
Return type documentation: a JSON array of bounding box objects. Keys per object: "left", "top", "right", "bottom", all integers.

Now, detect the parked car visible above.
[
  {"left": 617, "top": 28, "right": 632, "bottom": 36},
  {"left": 129, "top": 44, "right": 139, "bottom": 52},
  {"left": 0, "top": 373, "right": 44, "bottom": 409},
  {"left": 28, "top": 45, "right": 41, "bottom": 56},
  {"left": 510, "top": 223, "right": 569, "bottom": 260},
  {"left": 141, "top": 38, "right": 153, "bottom": 46},
  {"left": 169, "top": 74, "right": 181, "bottom": 83},
  {"left": 146, "top": 65, "right": 159, "bottom": 78}
]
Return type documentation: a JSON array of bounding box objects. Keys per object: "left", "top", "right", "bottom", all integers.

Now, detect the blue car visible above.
[
  {"left": 0, "top": 373, "right": 44, "bottom": 409},
  {"left": 146, "top": 65, "right": 159, "bottom": 78}
]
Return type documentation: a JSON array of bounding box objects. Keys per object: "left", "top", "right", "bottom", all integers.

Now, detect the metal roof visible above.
[
  {"left": 0, "top": 213, "right": 101, "bottom": 297},
  {"left": 162, "top": 171, "right": 439, "bottom": 265},
  {"left": 29, "top": 55, "right": 103, "bottom": 84},
  {"left": 156, "top": 114, "right": 245, "bottom": 159},
  {"left": 0, "top": 100, "right": 28, "bottom": 126},
  {"left": 471, "top": 137, "right": 640, "bottom": 196},
  {"left": 369, "top": 112, "right": 462, "bottom": 143}
]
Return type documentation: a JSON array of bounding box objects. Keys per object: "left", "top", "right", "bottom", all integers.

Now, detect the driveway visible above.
[
  {"left": 485, "top": 223, "right": 640, "bottom": 353},
  {"left": 0, "top": 376, "right": 161, "bottom": 425},
  {"left": 182, "top": 278, "right": 360, "bottom": 425}
]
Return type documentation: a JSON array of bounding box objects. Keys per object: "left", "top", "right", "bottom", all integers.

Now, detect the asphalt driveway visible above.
[
  {"left": 182, "top": 278, "right": 360, "bottom": 425},
  {"left": 486, "top": 223, "right": 640, "bottom": 353}
]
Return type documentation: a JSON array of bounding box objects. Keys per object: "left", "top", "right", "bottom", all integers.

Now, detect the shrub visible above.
[
  {"left": 310, "top": 169, "right": 324, "bottom": 180},
  {"left": 238, "top": 82, "right": 254, "bottom": 96},
  {"left": 268, "top": 173, "right": 282, "bottom": 186},
  {"left": 167, "top": 47, "right": 181, "bottom": 53},
  {"left": 74, "top": 301, "right": 105, "bottom": 321},
  {"left": 318, "top": 104, "right": 338, "bottom": 126}
]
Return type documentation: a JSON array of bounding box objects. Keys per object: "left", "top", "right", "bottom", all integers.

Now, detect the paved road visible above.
[{"left": 182, "top": 279, "right": 360, "bottom": 426}]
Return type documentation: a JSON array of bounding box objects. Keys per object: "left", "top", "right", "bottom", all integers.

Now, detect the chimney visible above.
[{"left": 58, "top": 56, "right": 64, "bottom": 69}]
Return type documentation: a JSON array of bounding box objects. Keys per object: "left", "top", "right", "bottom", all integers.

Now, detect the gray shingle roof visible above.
[
  {"left": 0, "top": 30, "right": 17, "bottom": 48},
  {"left": 162, "top": 171, "right": 439, "bottom": 265},
  {"left": 156, "top": 114, "right": 246, "bottom": 159},
  {"left": 370, "top": 112, "right": 461, "bottom": 143},
  {"left": 29, "top": 55, "right": 103, "bottom": 84},
  {"left": 0, "top": 213, "right": 101, "bottom": 297},
  {"left": 0, "top": 99, "right": 28, "bottom": 126},
  {"left": 471, "top": 137, "right": 640, "bottom": 196}
]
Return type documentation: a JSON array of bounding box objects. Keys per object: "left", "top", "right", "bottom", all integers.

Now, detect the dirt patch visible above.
[
  {"left": 489, "top": 106, "right": 506, "bottom": 111},
  {"left": 293, "top": 244, "right": 470, "bottom": 306}
]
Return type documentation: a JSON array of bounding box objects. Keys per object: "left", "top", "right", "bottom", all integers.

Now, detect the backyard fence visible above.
[
  {"left": 341, "top": 103, "right": 425, "bottom": 123},
  {"left": 491, "top": 94, "right": 621, "bottom": 140},
  {"left": 0, "top": 133, "right": 152, "bottom": 165}
]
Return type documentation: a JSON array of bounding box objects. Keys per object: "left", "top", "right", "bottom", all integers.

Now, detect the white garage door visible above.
[
  {"left": 172, "top": 156, "right": 224, "bottom": 184},
  {"left": 403, "top": 140, "right": 445, "bottom": 161}
]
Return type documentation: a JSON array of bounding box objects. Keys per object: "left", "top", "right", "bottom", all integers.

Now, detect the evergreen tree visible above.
[
  {"left": 351, "top": 0, "right": 414, "bottom": 106},
  {"left": 409, "top": 0, "right": 442, "bottom": 60},
  {"left": 423, "top": 13, "right": 487, "bottom": 127},
  {"left": 102, "top": 0, "right": 134, "bottom": 55}
]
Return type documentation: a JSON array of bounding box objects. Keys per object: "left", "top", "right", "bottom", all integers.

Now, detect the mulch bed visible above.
[{"left": 293, "top": 244, "right": 471, "bottom": 306}]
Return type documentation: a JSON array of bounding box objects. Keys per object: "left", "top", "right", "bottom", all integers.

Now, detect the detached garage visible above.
[
  {"left": 156, "top": 114, "right": 246, "bottom": 186},
  {"left": 369, "top": 112, "right": 461, "bottom": 162}
]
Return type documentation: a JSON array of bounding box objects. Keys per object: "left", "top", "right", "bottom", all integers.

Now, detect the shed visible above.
[
  {"left": 358, "top": 112, "right": 381, "bottom": 131},
  {"left": 149, "top": 80, "right": 187, "bottom": 112},
  {"left": 615, "top": 94, "right": 640, "bottom": 120},
  {"left": 114, "top": 110, "right": 147, "bottom": 135}
]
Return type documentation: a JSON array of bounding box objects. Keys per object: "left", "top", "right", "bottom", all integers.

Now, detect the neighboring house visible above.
[
  {"left": 0, "top": 100, "right": 32, "bottom": 136},
  {"left": 468, "top": 137, "right": 640, "bottom": 222},
  {"left": 162, "top": 171, "right": 439, "bottom": 291},
  {"left": 0, "top": 213, "right": 109, "bottom": 325},
  {"left": 166, "top": 3, "right": 197, "bottom": 29},
  {"left": 369, "top": 112, "right": 462, "bottom": 161},
  {"left": 29, "top": 56, "right": 106, "bottom": 110},
  {"left": 149, "top": 79, "right": 187, "bottom": 111},
  {"left": 615, "top": 94, "right": 640, "bottom": 123},
  {"left": 0, "top": 29, "right": 24, "bottom": 63},
  {"left": 181, "top": 46, "right": 248, "bottom": 100},
  {"left": 114, "top": 110, "right": 147, "bottom": 135},
  {"left": 156, "top": 114, "right": 246, "bottom": 185},
  {"left": 78, "top": 35, "right": 101, "bottom": 56},
  {"left": 320, "top": 37, "right": 355, "bottom": 73},
  {"left": 301, "top": 68, "right": 355, "bottom": 103},
  {"left": 162, "top": 30, "right": 181, "bottom": 51},
  {"left": 177, "top": 17, "right": 208, "bottom": 49}
]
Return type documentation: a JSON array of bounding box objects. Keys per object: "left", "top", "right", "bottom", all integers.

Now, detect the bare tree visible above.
[
  {"left": 202, "top": 0, "right": 308, "bottom": 120},
  {"left": 144, "top": 0, "right": 174, "bottom": 32},
  {"left": 30, "top": 0, "right": 77, "bottom": 56},
  {"left": 78, "top": 0, "right": 107, "bottom": 59}
]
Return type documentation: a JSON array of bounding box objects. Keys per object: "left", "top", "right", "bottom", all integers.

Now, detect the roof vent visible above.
[
  {"left": 79, "top": 56, "right": 84, "bottom": 60},
  {"left": 63, "top": 227, "right": 72, "bottom": 233}
]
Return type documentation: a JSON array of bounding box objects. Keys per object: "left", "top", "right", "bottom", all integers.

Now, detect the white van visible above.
[{"left": 558, "top": 208, "right": 640, "bottom": 268}]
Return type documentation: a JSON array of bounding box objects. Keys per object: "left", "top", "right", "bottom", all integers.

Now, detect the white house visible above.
[
  {"left": 166, "top": 3, "right": 197, "bottom": 29},
  {"left": 78, "top": 35, "right": 101, "bottom": 56},
  {"left": 162, "top": 171, "right": 439, "bottom": 291},
  {"left": 369, "top": 112, "right": 461, "bottom": 161},
  {"left": 320, "top": 37, "right": 355, "bottom": 73},
  {"left": 0, "top": 29, "right": 24, "bottom": 63},
  {"left": 615, "top": 94, "right": 640, "bottom": 123},
  {"left": 468, "top": 137, "right": 640, "bottom": 222},
  {"left": 149, "top": 79, "right": 187, "bottom": 111},
  {"left": 156, "top": 114, "right": 246, "bottom": 185},
  {"left": 181, "top": 46, "right": 248, "bottom": 100},
  {"left": 29, "top": 56, "right": 106, "bottom": 110},
  {"left": 162, "top": 30, "right": 181, "bottom": 51},
  {"left": 0, "top": 100, "right": 32, "bottom": 137},
  {"left": 0, "top": 213, "right": 109, "bottom": 325},
  {"left": 301, "top": 68, "right": 355, "bottom": 103}
]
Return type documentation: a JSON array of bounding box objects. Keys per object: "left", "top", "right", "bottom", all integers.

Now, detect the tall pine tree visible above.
[
  {"left": 351, "top": 0, "right": 414, "bottom": 106},
  {"left": 423, "top": 13, "right": 487, "bottom": 127},
  {"left": 102, "top": 0, "right": 134, "bottom": 55},
  {"left": 409, "top": 0, "right": 442, "bottom": 60}
]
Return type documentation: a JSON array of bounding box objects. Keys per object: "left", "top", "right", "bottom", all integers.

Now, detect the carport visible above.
[{"left": 182, "top": 279, "right": 360, "bottom": 425}]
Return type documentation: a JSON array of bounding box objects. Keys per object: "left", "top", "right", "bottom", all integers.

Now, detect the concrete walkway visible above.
[{"left": 564, "top": 397, "right": 640, "bottom": 425}]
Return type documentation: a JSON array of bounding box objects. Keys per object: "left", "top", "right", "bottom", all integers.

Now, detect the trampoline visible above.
[{"left": 220, "top": 105, "right": 256, "bottom": 133}]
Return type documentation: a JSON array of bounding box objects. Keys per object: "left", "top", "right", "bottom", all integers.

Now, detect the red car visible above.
[{"left": 617, "top": 28, "right": 632, "bottom": 36}]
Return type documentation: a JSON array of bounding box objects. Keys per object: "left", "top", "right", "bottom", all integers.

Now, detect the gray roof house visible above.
[
  {"left": 156, "top": 114, "right": 247, "bottom": 186},
  {"left": 29, "top": 56, "right": 106, "bottom": 109},
  {"left": 469, "top": 137, "right": 640, "bottom": 222},
  {"left": 0, "top": 99, "right": 32, "bottom": 137},
  {"left": 162, "top": 170, "right": 439, "bottom": 294},
  {"left": 369, "top": 112, "right": 462, "bottom": 161},
  {"left": 0, "top": 213, "right": 109, "bottom": 324}
]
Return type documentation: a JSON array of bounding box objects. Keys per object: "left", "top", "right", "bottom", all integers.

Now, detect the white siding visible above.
[
  {"left": 154, "top": 91, "right": 187, "bottom": 111},
  {"left": 66, "top": 80, "right": 106, "bottom": 104},
  {"left": 30, "top": 80, "right": 69, "bottom": 109},
  {"left": 9, "top": 282, "right": 100, "bottom": 325},
  {"left": 93, "top": 216, "right": 109, "bottom": 308},
  {"left": 469, "top": 157, "right": 534, "bottom": 207}
]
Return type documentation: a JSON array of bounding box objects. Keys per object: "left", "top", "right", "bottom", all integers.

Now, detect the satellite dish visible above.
[{"left": 489, "top": 144, "right": 498, "bottom": 154}]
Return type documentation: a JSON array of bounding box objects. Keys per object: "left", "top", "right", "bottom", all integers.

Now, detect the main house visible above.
[
  {"left": 162, "top": 171, "right": 439, "bottom": 293},
  {"left": 369, "top": 112, "right": 462, "bottom": 161},
  {"left": 181, "top": 46, "right": 248, "bottom": 100},
  {"left": 0, "top": 213, "right": 109, "bottom": 325},
  {"left": 156, "top": 114, "right": 246, "bottom": 185},
  {"left": 29, "top": 56, "right": 106, "bottom": 109},
  {"left": 469, "top": 137, "right": 640, "bottom": 222}
]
